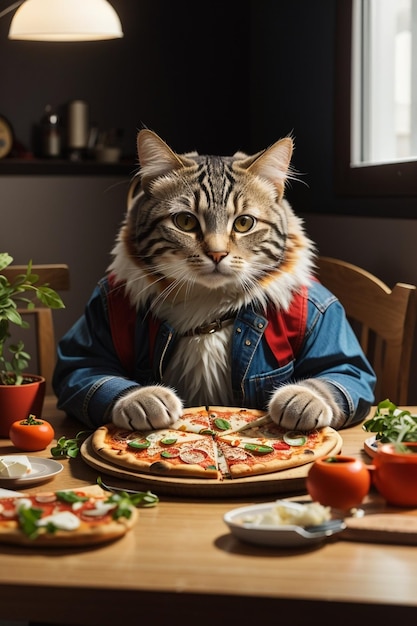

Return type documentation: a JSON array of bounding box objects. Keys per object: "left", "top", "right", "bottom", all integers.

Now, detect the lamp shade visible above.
[{"left": 8, "top": 0, "right": 123, "bottom": 41}]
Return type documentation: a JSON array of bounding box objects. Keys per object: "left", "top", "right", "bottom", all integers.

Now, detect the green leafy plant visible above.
[
  {"left": 0, "top": 252, "right": 65, "bottom": 385},
  {"left": 363, "top": 398, "right": 417, "bottom": 443}
]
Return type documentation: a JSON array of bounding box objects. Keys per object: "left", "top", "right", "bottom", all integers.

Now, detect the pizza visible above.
[
  {"left": 91, "top": 407, "right": 341, "bottom": 481},
  {"left": 0, "top": 485, "right": 139, "bottom": 547}
]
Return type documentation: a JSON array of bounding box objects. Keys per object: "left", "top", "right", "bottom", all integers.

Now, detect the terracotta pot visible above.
[
  {"left": 306, "top": 455, "right": 371, "bottom": 510},
  {"left": 371, "top": 442, "right": 417, "bottom": 507},
  {"left": 0, "top": 374, "right": 46, "bottom": 437}
]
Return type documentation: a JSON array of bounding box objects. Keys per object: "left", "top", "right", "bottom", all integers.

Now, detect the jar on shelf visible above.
[{"left": 41, "top": 105, "right": 61, "bottom": 158}]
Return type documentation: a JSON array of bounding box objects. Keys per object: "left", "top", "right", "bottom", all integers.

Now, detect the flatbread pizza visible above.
[{"left": 0, "top": 485, "right": 139, "bottom": 547}]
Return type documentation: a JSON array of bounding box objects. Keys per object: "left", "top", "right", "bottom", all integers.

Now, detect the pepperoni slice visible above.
[
  {"left": 179, "top": 449, "right": 208, "bottom": 464},
  {"left": 222, "top": 447, "right": 249, "bottom": 461},
  {"left": 34, "top": 493, "right": 57, "bottom": 503}
]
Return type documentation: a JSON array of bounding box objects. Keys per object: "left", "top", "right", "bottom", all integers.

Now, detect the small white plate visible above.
[
  {"left": 223, "top": 501, "right": 346, "bottom": 548},
  {"left": 0, "top": 456, "right": 64, "bottom": 485}
]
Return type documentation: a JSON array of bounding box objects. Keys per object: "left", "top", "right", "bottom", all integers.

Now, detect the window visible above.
[{"left": 335, "top": 0, "right": 417, "bottom": 198}]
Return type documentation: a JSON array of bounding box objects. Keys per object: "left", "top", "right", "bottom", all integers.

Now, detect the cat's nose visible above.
[{"left": 207, "top": 250, "right": 228, "bottom": 264}]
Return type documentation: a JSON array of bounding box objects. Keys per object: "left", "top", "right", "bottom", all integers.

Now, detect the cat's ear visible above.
[
  {"left": 245, "top": 137, "right": 294, "bottom": 198},
  {"left": 137, "top": 130, "right": 194, "bottom": 189}
]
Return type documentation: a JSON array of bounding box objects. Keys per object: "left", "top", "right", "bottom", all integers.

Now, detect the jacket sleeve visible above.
[
  {"left": 52, "top": 279, "right": 140, "bottom": 428},
  {"left": 294, "top": 282, "right": 376, "bottom": 427}
]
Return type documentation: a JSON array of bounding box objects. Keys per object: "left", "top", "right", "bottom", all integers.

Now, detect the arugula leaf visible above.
[
  {"left": 50, "top": 431, "right": 92, "bottom": 458},
  {"left": 363, "top": 399, "right": 417, "bottom": 443},
  {"left": 17, "top": 505, "right": 43, "bottom": 539},
  {"left": 56, "top": 491, "right": 89, "bottom": 504},
  {"left": 97, "top": 476, "right": 159, "bottom": 512}
]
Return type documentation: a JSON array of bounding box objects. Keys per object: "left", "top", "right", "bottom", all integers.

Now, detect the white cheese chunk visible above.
[
  {"left": 16, "top": 497, "right": 33, "bottom": 511},
  {"left": 241, "top": 500, "right": 331, "bottom": 527},
  {"left": 37, "top": 511, "right": 81, "bottom": 531},
  {"left": 0, "top": 455, "right": 32, "bottom": 478}
]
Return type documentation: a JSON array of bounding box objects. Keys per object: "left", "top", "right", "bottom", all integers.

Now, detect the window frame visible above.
[{"left": 335, "top": 0, "right": 417, "bottom": 199}]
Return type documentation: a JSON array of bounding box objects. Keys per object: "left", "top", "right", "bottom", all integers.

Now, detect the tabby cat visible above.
[
  {"left": 53, "top": 129, "right": 375, "bottom": 431},
  {"left": 102, "top": 130, "right": 372, "bottom": 430}
]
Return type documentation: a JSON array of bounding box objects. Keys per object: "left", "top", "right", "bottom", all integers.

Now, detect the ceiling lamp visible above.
[{"left": 8, "top": 0, "right": 123, "bottom": 41}]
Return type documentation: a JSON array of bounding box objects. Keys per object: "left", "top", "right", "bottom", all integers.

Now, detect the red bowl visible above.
[{"left": 371, "top": 442, "right": 417, "bottom": 507}]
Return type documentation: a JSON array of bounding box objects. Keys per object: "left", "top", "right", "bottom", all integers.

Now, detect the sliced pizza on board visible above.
[
  {"left": 171, "top": 406, "right": 212, "bottom": 433},
  {"left": 92, "top": 424, "right": 221, "bottom": 479},
  {"left": 216, "top": 426, "right": 338, "bottom": 478},
  {"left": 206, "top": 406, "right": 270, "bottom": 435}
]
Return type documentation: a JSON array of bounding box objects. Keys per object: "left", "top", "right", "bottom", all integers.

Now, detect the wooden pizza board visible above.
[{"left": 80, "top": 431, "right": 343, "bottom": 498}]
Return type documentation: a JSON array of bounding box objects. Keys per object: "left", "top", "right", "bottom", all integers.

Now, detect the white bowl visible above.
[{"left": 223, "top": 501, "right": 346, "bottom": 547}]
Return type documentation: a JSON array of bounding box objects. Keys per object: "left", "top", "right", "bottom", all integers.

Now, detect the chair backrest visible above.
[
  {"left": 2, "top": 264, "right": 70, "bottom": 396},
  {"left": 316, "top": 256, "right": 417, "bottom": 406}
]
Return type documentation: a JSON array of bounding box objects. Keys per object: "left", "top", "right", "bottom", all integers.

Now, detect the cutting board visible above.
[
  {"left": 80, "top": 431, "right": 343, "bottom": 498},
  {"left": 342, "top": 497, "right": 417, "bottom": 545}
]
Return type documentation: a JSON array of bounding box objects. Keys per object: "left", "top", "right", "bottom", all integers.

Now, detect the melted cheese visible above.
[{"left": 37, "top": 511, "right": 81, "bottom": 531}]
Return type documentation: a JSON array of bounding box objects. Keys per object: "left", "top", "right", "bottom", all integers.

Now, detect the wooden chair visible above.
[
  {"left": 315, "top": 256, "right": 417, "bottom": 405},
  {"left": 3, "top": 264, "right": 70, "bottom": 395}
]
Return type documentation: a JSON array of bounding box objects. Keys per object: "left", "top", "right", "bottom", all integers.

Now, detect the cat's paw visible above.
[
  {"left": 268, "top": 381, "right": 343, "bottom": 431},
  {"left": 112, "top": 385, "right": 183, "bottom": 430}
]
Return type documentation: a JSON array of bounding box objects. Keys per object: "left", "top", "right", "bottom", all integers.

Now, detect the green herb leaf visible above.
[
  {"left": 17, "top": 504, "right": 43, "bottom": 539},
  {"left": 363, "top": 399, "right": 417, "bottom": 443},
  {"left": 50, "top": 430, "right": 92, "bottom": 458},
  {"left": 213, "top": 418, "right": 232, "bottom": 431},
  {"left": 56, "top": 491, "right": 89, "bottom": 504},
  {"left": 97, "top": 476, "right": 159, "bottom": 508}
]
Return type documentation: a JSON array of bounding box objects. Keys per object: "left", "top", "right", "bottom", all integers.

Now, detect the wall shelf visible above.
[{"left": 0, "top": 158, "right": 138, "bottom": 176}]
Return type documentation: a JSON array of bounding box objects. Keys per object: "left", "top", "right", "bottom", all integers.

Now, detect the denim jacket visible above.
[{"left": 52, "top": 276, "right": 376, "bottom": 429}]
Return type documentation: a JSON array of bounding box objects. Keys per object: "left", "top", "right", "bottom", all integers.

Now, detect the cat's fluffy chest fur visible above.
[{"left": 162, "top": 327, "right": 235, "bottom": 407}]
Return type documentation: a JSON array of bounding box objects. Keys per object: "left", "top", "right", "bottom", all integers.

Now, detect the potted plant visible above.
[{"left": 0, "top": 252, "right": 65, "bottom": 436}]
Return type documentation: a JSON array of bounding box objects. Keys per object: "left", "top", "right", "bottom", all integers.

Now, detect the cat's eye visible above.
[
  {"left": 233, "top": 215, "right": 256, "bottom": 233},
  {"left": 173, "top": 212, "right": 199, "bottom": 232}
]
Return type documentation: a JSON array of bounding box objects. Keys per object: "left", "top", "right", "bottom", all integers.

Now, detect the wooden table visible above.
[{"left": 1, "top": 399, "right": 417, "bottom": 625}]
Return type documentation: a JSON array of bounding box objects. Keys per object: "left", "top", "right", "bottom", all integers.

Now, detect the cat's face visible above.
[{"left": 111, "top": 130, "right": 314, "bottom": 314}]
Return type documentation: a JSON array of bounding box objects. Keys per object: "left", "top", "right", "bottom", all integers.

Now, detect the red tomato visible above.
[{"left": 9, "top": 414, "right": 55, "bottom": 451}]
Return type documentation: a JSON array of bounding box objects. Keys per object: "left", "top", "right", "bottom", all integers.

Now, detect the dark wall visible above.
[
  {"left": 0, "top": 0, "right": 253, "bottom": 159},
  {"left": 1, "top": 0, "right": 337, "bottom": 162},
  {"left": 249, "top": 1, "right": 336, "bottom": 213}
]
